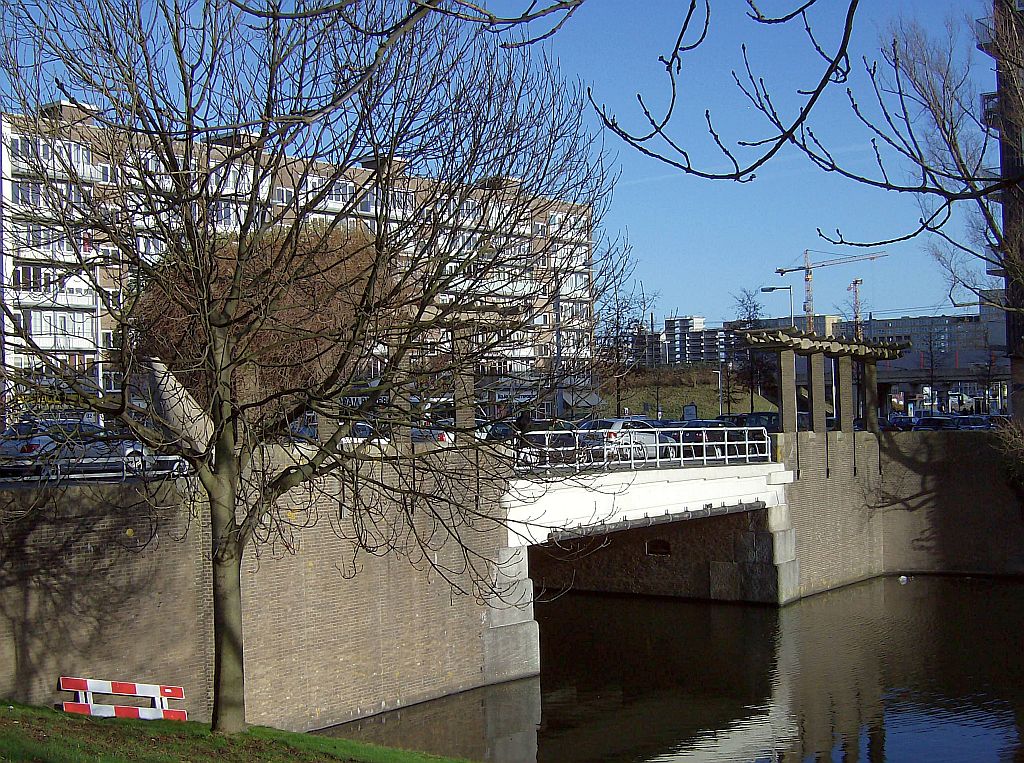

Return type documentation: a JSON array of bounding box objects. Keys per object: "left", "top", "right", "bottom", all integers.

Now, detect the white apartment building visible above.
[
  {"left": 663, "top": 315, "right": 738, "bottom": 365},
  {"left": 0, "top": 102, "right": 595, "bottom": 419}
]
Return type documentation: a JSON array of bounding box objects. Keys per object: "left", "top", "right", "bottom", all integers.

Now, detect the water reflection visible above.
[{"left": 324, "top": 576, "right": 1024, "bottom": 762}]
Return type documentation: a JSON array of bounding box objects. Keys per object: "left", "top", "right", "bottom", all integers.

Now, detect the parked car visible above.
[
  {"left": 670, "top": 419, "right": 728, "bottom": 459},
  {"left": 951, "top": 415, "right": 991, "bottom": 431},
  {"left": 484, "top": 420, "right": 516, "bottom": 442},
  {"left": 411, "top": 419, "right": 456, "bottom": 444},
  {"left": 0, "top": 419, "right": 153, "bottom": 477},
  {"left": 912, "top": 416, "right": 956, "bottom": 431},
  {"left": 743, "top": 411, "right": 811, "bottom": 433},
  {"left": 888, "top": 415, "right": 918, "bottom": 431},
  {"left": 518, "top": 419, "right": 589, "bottom": 466},
  {"left": 578, "top": 418, "right": 679, "bottom": 461},
  {"left": 337, "top": 420, "right": 389, "bottom": 446},
  {"left": 716, "top": 413, "right": 747, "bottom": 427}
]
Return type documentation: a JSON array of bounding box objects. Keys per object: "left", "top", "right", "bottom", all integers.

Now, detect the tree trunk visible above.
[{"left": 210, "top": 487, "right": 246, "bottom": 734}]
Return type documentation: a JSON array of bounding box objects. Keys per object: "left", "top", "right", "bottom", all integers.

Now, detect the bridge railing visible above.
[{"left": 514, "top": 425, "right": 772, "bottom": 471}]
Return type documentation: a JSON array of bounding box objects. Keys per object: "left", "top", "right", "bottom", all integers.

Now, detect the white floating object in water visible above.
[{"left": 899, "top": 575, "right": 909, "bottom": 585}]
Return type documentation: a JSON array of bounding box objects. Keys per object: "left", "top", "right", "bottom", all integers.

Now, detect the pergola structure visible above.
[{"left": 738, "top": 328, "right": 910, "bottom": 434}]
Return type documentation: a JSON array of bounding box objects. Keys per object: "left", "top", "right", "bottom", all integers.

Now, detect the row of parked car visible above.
[
  {"left": 296, "top": 414, "right": 771, "bottom": 468},
  {"left": 502, "top": 416, "right": 771, "bottom": 467},
  {"left": 0, "top": 419, "right": 187, "bottom": 480},
  {"left": 884, "top": 413, "right": 1009, "bottom": 431}
]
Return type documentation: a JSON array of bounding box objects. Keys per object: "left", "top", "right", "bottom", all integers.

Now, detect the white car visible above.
[{"left": 578, "top": 418, "right": 679, "bottom": 461}]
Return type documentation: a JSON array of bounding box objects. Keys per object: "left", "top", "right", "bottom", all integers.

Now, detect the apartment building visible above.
[
  {"left": 0, "top": 102, "right": 595, "bottom": 420},
  {"left": 663, "top": 315, "right": 741, "bottom": 365}
]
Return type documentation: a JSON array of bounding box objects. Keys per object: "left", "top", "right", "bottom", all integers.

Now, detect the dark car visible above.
[
  {"left": 951, "top": 415, "right": 991, "bottom": 431},
  {"left": 485, "top": 420, "right": 516, "bottom": 442},
  {"left": 912, "top": 416, "right": 956, "bottom": 431},
  {"left": 889, "top": 415, "right": 918, "bottom": 431},
  {"left": 676, "top": 420, "right": 729, "bottom": 458},
  {"left": 518, "top": 419, "right": 588, "bottom": 466},
  {"left": 716, "top": 413, "right": 747, "bottom": 427}
]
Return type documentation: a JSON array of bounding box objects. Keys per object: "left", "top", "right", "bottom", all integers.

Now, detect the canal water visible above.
[{"left": 324, "top": 576, "right": 1024, "bottom": 762}]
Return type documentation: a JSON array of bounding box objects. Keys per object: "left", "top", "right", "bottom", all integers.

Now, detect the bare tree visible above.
[
  {"left": 731, "top": 288, "right": 768, "bottom": 412},
  {"left": 0, "top": 0, "right": 620, "bottom": 733},
  {"left": 592, "top": 1, "right": 862, "bottom": 183},
  {"left": 593, "top": 275, "right": 655, "bottom": 417}
]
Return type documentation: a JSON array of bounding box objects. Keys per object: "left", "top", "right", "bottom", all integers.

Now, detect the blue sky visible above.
[{"left": 543, "top": 0, "right": 992, "bottom": 326}]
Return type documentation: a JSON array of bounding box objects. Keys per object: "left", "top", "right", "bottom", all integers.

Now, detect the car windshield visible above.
[
  {"left": 44, "top": 423, "right": 104, "bottom": 441},
  {"left": 3, "top": 422, "right": 37, "bottom": 437},
  {"left": 578, "top": 420, "right": 612, "bottom": 430}
]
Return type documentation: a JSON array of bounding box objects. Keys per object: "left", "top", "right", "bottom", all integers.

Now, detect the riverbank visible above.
[{"left": 0, "top": 701, "right": 475, "bottom": 762}]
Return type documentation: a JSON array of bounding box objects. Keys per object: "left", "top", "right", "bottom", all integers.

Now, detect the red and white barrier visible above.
[{"left": 58, "top": 676, "right": 187, "bottom": 721}]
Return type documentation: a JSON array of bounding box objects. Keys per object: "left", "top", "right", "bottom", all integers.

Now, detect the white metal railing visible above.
[{"left": 513, "top": 425, "right": 773, "bottom": 471}]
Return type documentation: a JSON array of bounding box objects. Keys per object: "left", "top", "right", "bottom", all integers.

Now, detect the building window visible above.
[
  {"left": 10, "top": 136, "right": 53, "bottom": 161},
  {"left": 12, "top": 265, "right": 53, "bottom": 291},
  {"left": 272, "top": 186, "right": 294, "bottom": 205},
  {"left": 327, "top": 181, "right": 353, "bottom": 204},
  {"left": 358, "top": 187, "right": 376, "bottom": 214},
  {"left": 13, "top": 311, "right": 31, "bottom": 335},
  {"left": 390, "top": 189, "right": 415, "bottom": 213},
  {"left": 460, "top": 198, "right": 481, "bottom": 220},
  {"left": 12, "top": 181, "right": 42, "bottom": 206},
  {"left": 102, "top": 370, "right": 123, "bottom": 393}
]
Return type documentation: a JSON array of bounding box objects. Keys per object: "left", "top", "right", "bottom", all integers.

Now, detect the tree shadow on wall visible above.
[
  {"left": 0, "top": 481, "right": 182, "bottom": 705},
  {"left": 868, "top": 432, "right": 1024, "bottom": 572}
]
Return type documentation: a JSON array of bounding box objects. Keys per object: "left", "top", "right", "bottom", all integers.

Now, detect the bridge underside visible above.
[{"left": 530, "top": 505, "right": 783, "bottom": 604}]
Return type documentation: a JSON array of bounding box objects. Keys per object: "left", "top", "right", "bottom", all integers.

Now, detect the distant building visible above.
[
  {"left": 664, "top": 315, "right": 738, "bottom": 365},
  {"left": 837, "top": 313, "right": 995, "bottom": 355}
]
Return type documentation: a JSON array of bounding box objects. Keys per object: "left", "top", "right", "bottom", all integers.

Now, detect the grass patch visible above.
[
  {"left": 0, "top": 701, "right": 476, "bottom": 763},
  {"left": 596, "top": 375, "right": 776, "bottom": 420}
]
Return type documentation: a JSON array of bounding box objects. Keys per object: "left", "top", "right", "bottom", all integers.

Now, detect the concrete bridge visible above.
[{"left": 501, "top": 460, "right": 799, "bottom": 606}]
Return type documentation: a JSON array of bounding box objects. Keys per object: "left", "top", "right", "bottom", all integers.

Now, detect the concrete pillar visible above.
[
  {"left": 779, "top": 349, "right": 798, "bottom": 433},
  {"left": 807, "top": 352, "right": 827, "bottom": 433},
  {"left": 863, "top": 361, "right": 879, "bottom": 433},
  {"left": 837, "top": 355, "right": 854, "bottom": 432},
  {"left": 877, "top": 382, "right": 893, "bottom": 420}
]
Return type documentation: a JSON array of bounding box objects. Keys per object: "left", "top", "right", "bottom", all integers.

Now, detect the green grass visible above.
[
  {"left": 596, "top": 376, "right": 776, "bottom": 421},
  {"left": 0, "top": 701, "right": 476, "bottom": 763}
]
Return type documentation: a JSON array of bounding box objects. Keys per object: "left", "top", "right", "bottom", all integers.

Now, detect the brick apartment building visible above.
[{"left": 0, "top": 101, "right": 596, "bottom": 421}]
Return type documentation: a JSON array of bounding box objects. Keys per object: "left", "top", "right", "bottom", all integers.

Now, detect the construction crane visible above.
[
  {"left": 848, "top": 278, "right": 864, "bottom": 340},
  {"left": 776, "top": 250, "right": 888, "bottom": 333}
]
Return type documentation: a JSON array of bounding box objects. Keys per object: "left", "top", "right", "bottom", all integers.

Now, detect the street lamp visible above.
[
  {"left": 760, "top": 285, "right": 794, "bottom": 328},
  {"left": 711, "top": 368, "right": 723, "bottom": 416}
]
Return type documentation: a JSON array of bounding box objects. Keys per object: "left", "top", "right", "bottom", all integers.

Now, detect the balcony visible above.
[
  {"left": 8, "top": 331, "right": 99, "bottom": 353},
  {"left": 11, "top": 285, "right": 99, "bottom": 310},
  {"left": 9, "top": 154, "right": 103, "bottom": 184},
  {"left": 982, "top": 92, "right": 1000, "bottom": 131},
  {"left": 977, "top": 17, "right": 995, "bottom": 55}
]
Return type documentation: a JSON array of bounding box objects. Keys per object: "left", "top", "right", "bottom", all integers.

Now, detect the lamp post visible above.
[
  {"left": 711, "top": 368, "right": 723, "bottom": 416},
  {"left": 760, "top": 285, "right": 794, "bottom": 328}
]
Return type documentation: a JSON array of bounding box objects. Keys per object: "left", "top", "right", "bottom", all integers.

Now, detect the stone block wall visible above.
[
  {"left": 783, "top": 431, "right": 1024, "bottom": 598},
  {"left": 0, "top": 457, "right": 538, "bottom": 732},
  {"left": 528, "top": 508, "right": 781, "bottom": 604},
  {"left": 0, "top": 483, "right": 212, "bottom": 718}
]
